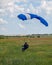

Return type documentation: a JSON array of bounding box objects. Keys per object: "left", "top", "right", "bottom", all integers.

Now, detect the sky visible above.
[{"left": 0, "top": 0, "right": 52, "bottom": 35}]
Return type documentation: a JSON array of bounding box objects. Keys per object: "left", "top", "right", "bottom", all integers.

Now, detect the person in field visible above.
[{"left": 22, "top": 42, "right": 29, "bottom": 51}]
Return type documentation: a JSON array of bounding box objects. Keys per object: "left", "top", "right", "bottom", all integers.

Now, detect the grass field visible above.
[{"left": 0, "top": 37, "right": 52, "bottom": 65}]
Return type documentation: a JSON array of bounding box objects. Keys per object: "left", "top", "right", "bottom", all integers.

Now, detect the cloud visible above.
[
  {"left": 15, "top": 0, "right": 27, "bottom": 3},
  {"left": 0, "top": 0, "right": 27, "bottom": 11},
  {"left": 41, "top": 0, "right": 52, "bottom": 15},
  {"left": 28, "top": 3, "right": 39, "bottom": 14},
  {"left": 0, "top": 0, "right": 52, "bottom": 15},
  {"left": 1, "top": 27, "right": 7, "bottom": 31},
  {"left": 0, "top": 9, "right": 5, "bottom": 13},
  {"left": 0, "top": 0, "right": 52, "bottom": 35},
  {"left": 0, "top": 18, "right": 8, "bottom": 24},
  {"left": 0, "top": 0, "right": 26, "bottom": 17},
  {"left": 17, "top": 23, "right": 25, "bottom": 29},
  {"left": 7, "top": 2, "right": 14, "bottom": 13},
  {"left": 15, "top": 5, "right": 25, "bottom": 13},
  {"left": 25, "top": 0, "right": 52, "bottom": 15},
  {"left": 0, "top": 0, "right": 52, "bottom": 20}
]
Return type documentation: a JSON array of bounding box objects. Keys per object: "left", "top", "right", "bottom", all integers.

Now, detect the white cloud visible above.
[
  {"left": 0, "top": 18, "right": 8, "bottom": 24},
  {"left": 17, "top": 23, "right": 25, "bottom": 29},
  {"left": 1, "top": 27, "right": 7, "bottom": 31},
  {"left": 41, "top": 0, "right": 52, "bottom": 15},
  {"left": 15, "top": 0, "right": 27, "bottom": 3},
  {"left": 15, "top": 5, "right": 25, "bottom": 13},
  {"left": 0, "top": 0, "right": 26, "bottom": 17},
  {"left": 0, "top": 9, "right": 5, "bottom": 13},
  {"left": 21, "top": 3, "right": 39, "bottom": 14},
  {"left": 7, "top": 2, "right": 15, "bottom": 13},
  {"left": 26, "top": 0, "right": 52, "bottom": 15},
  {"left": 29, "top": 4, "right": 35, "bottom": 12},
  {"left": 0, "top": 0, "right": 52, "bottom": 18},
  {"left": 41, "top": 0, "right": 47, "bottom": 8},
  {"left": 0, "top": 0, "right": 52, "bottom": 15},
  {"left": 0, "top": 0, "right": 52, "bottom": 35}
]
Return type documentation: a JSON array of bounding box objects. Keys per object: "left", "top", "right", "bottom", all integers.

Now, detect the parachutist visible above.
[{"left": 22, "top": 42, "right": 29, "bottom": 51}]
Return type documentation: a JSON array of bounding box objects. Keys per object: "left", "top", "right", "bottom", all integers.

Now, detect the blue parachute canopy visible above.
[{"left": 17, "top": 13, "right": 48, "bottom": 26}]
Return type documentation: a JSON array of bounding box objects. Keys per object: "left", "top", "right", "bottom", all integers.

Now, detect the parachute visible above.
[{"left": 17, "top": 13, "right": 48, "bottom": 26}]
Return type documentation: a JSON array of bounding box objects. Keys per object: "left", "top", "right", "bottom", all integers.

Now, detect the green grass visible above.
[{"left": 0, "top": 37, "right": 52, "bottom": 65}]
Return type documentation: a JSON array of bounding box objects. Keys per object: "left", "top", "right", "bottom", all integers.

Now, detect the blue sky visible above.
[{"left": 0, "top": 0, "right": 52, "bottom": 35}]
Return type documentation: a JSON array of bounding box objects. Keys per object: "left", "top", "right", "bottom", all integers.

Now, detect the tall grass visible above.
[{"left": 0, "top": 37, "right": 52, "bottom": 65}]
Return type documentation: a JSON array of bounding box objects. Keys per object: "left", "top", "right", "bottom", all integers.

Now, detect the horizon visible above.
[{"left": 0, "top": 33, "right": 52, "bottom": 36}]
